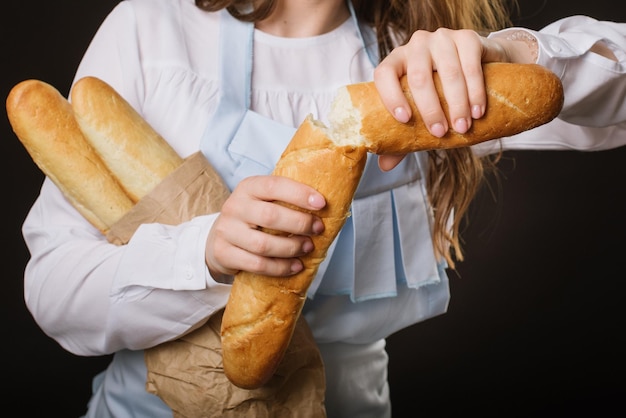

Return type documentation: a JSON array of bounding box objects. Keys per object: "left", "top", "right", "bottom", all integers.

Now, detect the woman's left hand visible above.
[{"left": 375, "top": 28, "right": 536, "bottom": 171}]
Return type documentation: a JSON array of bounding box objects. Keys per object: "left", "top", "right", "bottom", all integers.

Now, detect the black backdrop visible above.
[{"left": 2, "top": 1, "right": 625, "bottom": 416}]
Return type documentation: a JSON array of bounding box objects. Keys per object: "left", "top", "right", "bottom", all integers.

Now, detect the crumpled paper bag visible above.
[
  {"left": 106, "top": 152, "right": 230, "bottom": 245},
  {"left": 145, "top": 310, "right": 326, "bottom": 418},
  {"left": 106, "top": 151, "right": 326, "bottom": 417}
]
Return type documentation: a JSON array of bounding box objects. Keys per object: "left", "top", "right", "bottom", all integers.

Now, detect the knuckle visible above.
[
  {"left": 293, "top": 214, "right": 311, "bottom": 235},
  {"left": 249, "top": 232, "right": 270, "bottom": 255},
  {"left": 211, "top": 217, "right": 229, "bottom": 239},
  {"left": 220, "top": 198, "right": 236, "bottom": 216},
  {"left": 247, "top": 255, "right": 268, "bottom": 274},
  {"left": 436, "top": 64, "right": 462, "bottom": 81},
  {"left": 373, "top": 64, "right": 396, "bottom": 82},
  {"left": 289, "top": 235, "right": 309, "bottom": 257},
  {"left": 409, "top": 29, "right": 430, "bottom": 43},
  {"left": 260, "top": 175, "right": 281, "bottom": 196},
  {"left": 287, "top": 243, "right": 301, "bottom": 258},
  {"left": 421, "top": 107, "right": 444, "bottom": 122},
  {"left": 256, "top": 202, "right": 279, "bottom": 227},
  {"left": 405, "top": 70, "right": 431, "bottom": 90},
  {"left": 463, "top": 63, "right": 483, "bottom": 79},
  {"left": 237, "top": 175, "right": 256, "bottom": 192},
  {"left": 432, "top": 27, "right": 453, "bottom": 39}
]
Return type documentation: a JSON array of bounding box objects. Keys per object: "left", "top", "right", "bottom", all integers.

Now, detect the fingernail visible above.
[
  {"left": 394, "top": 107, "right": 410, "bottom": 123},
  {"left": 471, "top": 105, "right": 484, "bottom": 119},
  {"left": 291, "top": 260, "right": 304, "bottom": 273},
  {"left": 308, "top": 194, "right": 325, "bottom": 209},
  {"left": 454, "top": 118, "right": 469, "bottom": 133},
  {"left": 430, "top": 123, "right": 446, "bottom": 137},
  {"left": 312, "top": 219, "right": 325, "bottom": 235},
  {"left": 302, "top": 240, "right": 314, "bottom": 253}
]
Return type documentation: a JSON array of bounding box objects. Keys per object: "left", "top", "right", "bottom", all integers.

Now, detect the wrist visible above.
[
  {"left": 504, "top": 30, "right": 539, "bottom": 63},
  {"left": 488, "top": 28, "right": 539, "bottom": 64}
]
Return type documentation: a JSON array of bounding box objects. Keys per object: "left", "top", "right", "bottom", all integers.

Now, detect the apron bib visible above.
[{"left": 200, "top": 3, "right": 445, "bottom": 302}]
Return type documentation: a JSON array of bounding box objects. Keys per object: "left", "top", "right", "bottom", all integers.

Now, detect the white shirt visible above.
[{"left": 23, "top": 0, "right": 626, "bottom": 359}]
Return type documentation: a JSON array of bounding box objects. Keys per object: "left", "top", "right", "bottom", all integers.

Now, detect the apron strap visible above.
[
  {"left": 201, "top": 10, "right": 254, "bottom": 168},
  {"left": 348, "top": 0, "right": 379, "bottom": 66}
]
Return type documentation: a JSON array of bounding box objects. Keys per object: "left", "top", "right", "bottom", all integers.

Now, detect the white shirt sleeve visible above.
[
  {"left": 477, "top": 15, "right": 626, "bottom": 154},
  {"left": 22, "top": 2, "right": 230, "bottom": 357}
]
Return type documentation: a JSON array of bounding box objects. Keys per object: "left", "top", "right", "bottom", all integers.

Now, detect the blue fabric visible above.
[{"left": 199, "top": 7, "right": 447, "bottom": 302}]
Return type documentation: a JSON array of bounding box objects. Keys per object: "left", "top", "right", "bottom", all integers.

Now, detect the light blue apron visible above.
[
  {"left": 200, "top": 3, "right": 447, "bottom": 304},
  {"left": 84, "top": 5, "right": 450, "bottom": 417}
]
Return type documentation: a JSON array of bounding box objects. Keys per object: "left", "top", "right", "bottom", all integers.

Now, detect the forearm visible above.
[{"left": 23, "top": 180, "right": 229, "bottom": 356}]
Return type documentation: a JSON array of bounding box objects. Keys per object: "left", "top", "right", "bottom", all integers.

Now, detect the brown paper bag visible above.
[
  {"left": 107, "top": 151, "right": 326, "bottom": 417},
  {"left": 106, "top": 152, "right": 230, "bottom": 245},
  {"left": 145, "top": 310, "right": 326, "bottom": 418}
]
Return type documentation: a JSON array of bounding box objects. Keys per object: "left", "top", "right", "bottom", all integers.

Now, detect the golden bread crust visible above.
[
  {"left": 6, "top": 79, "right": 134, "bottom": 233},
  {"left": 71, "top": 77, "right": 184, "bottom": 202},
  {"left": 348, "top": 63, "right": 564, "bottom": 154},
  {"left": 221, "top": 116, "right": 367, "bottom": 389}
]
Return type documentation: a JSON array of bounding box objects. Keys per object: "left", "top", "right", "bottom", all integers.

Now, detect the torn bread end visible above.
[{"left": 327, "top": 86, "right": 366, "bottom": 147}]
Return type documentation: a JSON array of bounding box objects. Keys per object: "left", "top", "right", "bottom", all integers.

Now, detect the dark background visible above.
[{"left": 2, "top": 1, "right": 624, "bottom": 416}]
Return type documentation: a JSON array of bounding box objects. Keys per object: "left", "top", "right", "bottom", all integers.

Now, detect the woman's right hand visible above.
[{"left": 205, "top": 175, "right": 326, "bottom": 279}]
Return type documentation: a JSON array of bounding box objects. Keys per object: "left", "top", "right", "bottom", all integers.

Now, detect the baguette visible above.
[
  {"left": 221, "top": 117, "right": 368, "bottom": 389},
  {"left": 6, "top": 79, "right": 134, "bottom": 233},
  {"left": 220, "top": 62, "right": 564, "bottom": 389},
  {"left": 10, "top": 63, "right": 564, "bottom": 392},
  {"left": 70, "top": 76, "right": 184, "bottom": 202},
  {"left": 329, "top": 62, "right": 565, "bottom": 154}
]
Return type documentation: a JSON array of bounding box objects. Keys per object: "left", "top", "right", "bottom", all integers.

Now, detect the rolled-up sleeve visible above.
[
  {"left": 478, "top": 16, "right": 626, "bottom": 155},
  {"left": 490, "top": 16, "right": 626, "bottom": 127}
]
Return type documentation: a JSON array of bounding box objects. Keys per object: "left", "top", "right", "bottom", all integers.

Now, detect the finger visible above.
[
  {"left": 245, "top": 175, "right": 326, "bottom": 211},
  {"left": 457, "top": 32, "right": 488, "bottom": 120},
  {"left": 224, "top": 195, "right": 325, "bottom": 238},
  {"left": 207, "top": 217, "right": 310, "bottom": 277},
  {"left": 377, "top": 154, "right": 406, "bottom": 172},
  {"left": 215, "top": 242, "right": 305, "bottom": 277},
  {"left": 425, "top": 29, "right": 473, "bottom": 134},
  {"left": 403, "top": 34, "right": 450, "bottom": 138},
  {"left": 374, "top": 52, "right": 412, "bottom": 123},
  {"left": 230, "top": 225, "right": 315, "bottom": 259},
  {"left": 226, "top": 176, "right": 325, "bottom": 235},
  {"left": 242, "top": 199, "right": 324, "bottom": 236}
]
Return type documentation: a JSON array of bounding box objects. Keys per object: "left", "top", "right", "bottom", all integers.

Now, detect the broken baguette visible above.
[
  {"left": 221, "top": 116, "right": 368, "bottom": 389},
  {"left": 329, "top": 62, "right": 564, "bottom": 154},
  {"left": 220, "top": 62, "right": 565, "bottom": 389}
]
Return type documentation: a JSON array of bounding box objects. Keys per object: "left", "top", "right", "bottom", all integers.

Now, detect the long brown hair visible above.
[{"left": 195, "top": 0, "right": 514, "bottom": 268}]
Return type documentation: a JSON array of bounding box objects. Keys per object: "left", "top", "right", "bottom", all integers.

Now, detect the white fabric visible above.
[
  {"left": 20, "top": 0, "right": 626, "bottom": 416},
  {"left": 318, "top": 339, "right": 391, "bottom": 418},
  {"left": 196, "top": 8, "right": 444, "bottom": 306}
]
